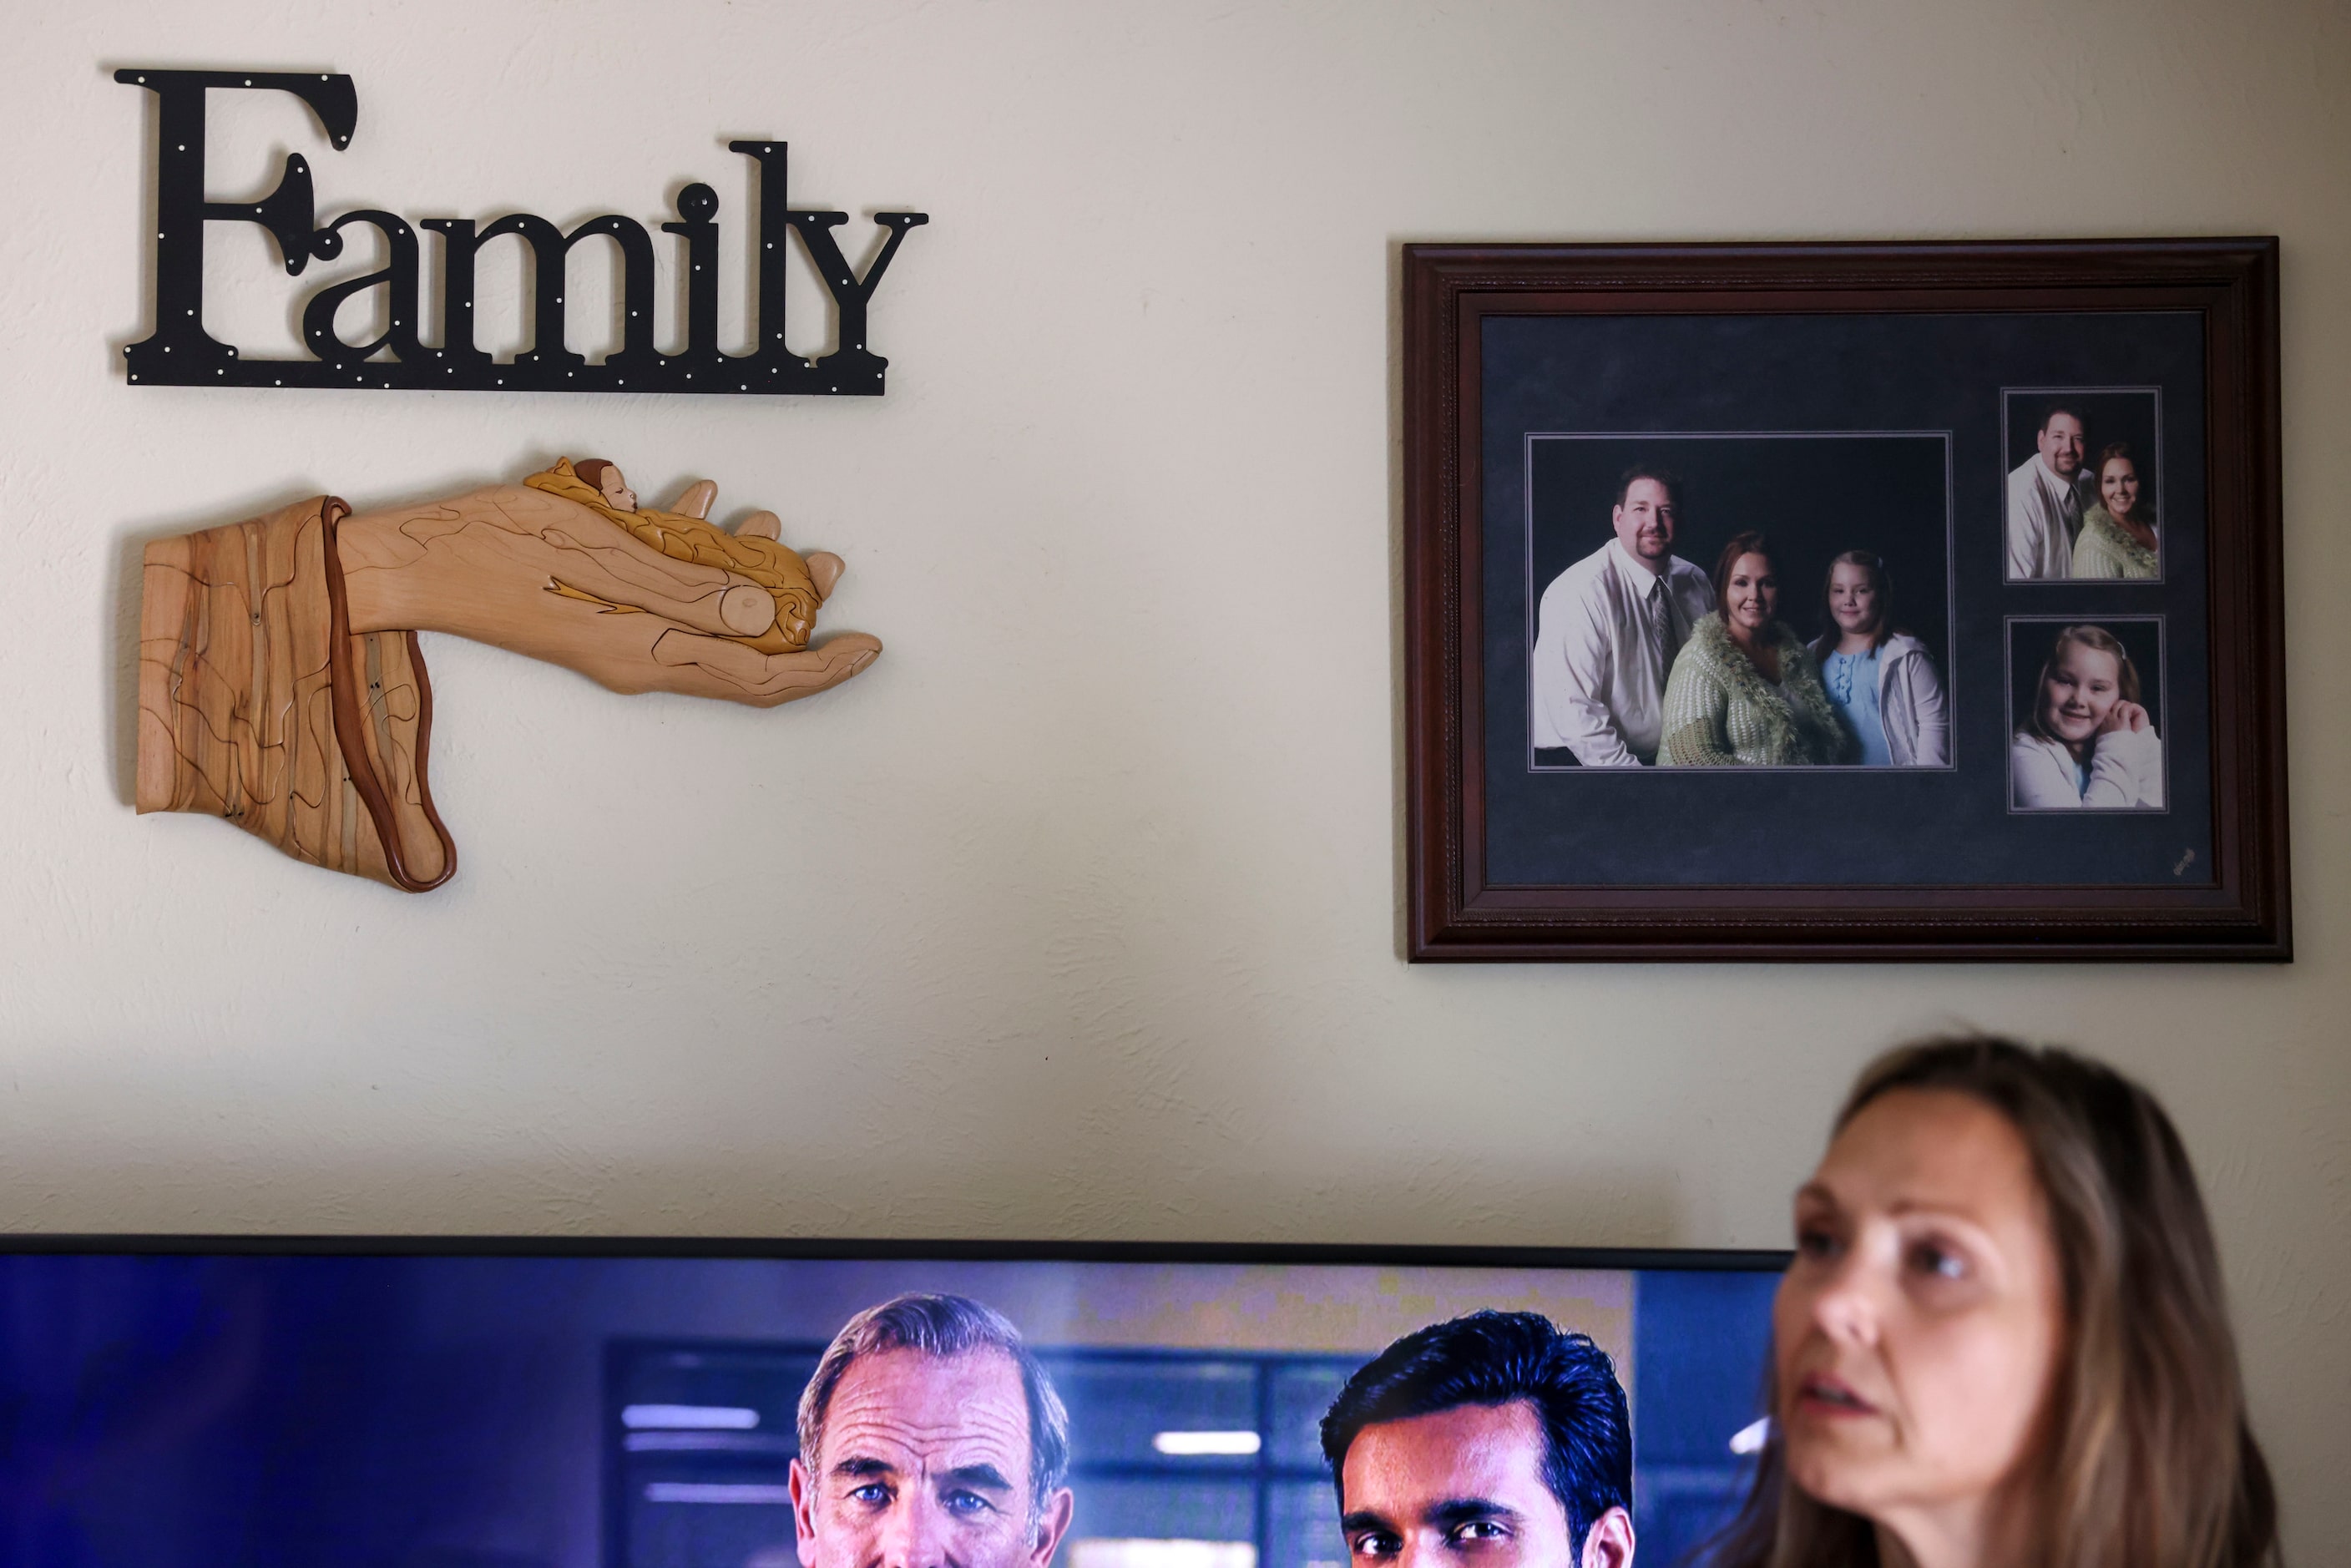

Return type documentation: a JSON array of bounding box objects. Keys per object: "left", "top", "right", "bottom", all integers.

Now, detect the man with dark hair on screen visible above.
[
  {"left": 791, "top": 1293, "right": 1075, "bottom": 1568},
  {"left": 1530, "top": 464, "right": 1715, "bottom": 766},
  {"left": 2005, "top": 401, "right": 2094, "bottom": 579},
  {"left": 1321, "top": 1311, "right": 1636, "bottom": 1568}
]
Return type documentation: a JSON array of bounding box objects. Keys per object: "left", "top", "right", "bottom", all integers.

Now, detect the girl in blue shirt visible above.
[
  {"left": 1808, "top": 551, "right": 1951, "bottom": 768},
  {"left": 1818, "top": 552, "right": 1893, "bottom": 764}
]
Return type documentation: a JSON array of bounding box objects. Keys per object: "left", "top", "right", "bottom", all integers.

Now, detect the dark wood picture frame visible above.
[{"left": 1403, "top": 239, "right": 2288, "bottom": 961}]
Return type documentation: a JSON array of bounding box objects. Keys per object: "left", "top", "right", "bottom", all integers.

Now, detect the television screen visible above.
[{"left": 0, "top": 1242, "right": 1782, "bottom": 1568}]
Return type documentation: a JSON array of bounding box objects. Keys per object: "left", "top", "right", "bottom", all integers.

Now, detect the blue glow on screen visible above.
[{"left": 0, "top": 1254, "right": 1776, "bottom": 1568}]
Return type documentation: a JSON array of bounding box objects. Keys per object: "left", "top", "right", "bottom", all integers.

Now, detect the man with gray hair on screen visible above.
[{"left": 791, "top": 1293, "right": 1076, "bottom": 1568}]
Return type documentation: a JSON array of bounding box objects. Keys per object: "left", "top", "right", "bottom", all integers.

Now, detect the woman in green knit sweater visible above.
[
  {"left": 2070, "top": 441, "right": 2160, "bottom": 579},
  {"left": 1658, "top": 531, "right": 1851, "bottom": 766}
]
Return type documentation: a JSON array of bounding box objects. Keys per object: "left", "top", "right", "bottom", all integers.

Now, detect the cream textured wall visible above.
[{"left": 1, "top": 0, "right": 2344, "bottom": 1554}]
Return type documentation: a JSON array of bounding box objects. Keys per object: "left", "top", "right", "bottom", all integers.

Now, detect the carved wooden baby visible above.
[{"left": 137, "top": 458, "right": 880, "bottom": 890}]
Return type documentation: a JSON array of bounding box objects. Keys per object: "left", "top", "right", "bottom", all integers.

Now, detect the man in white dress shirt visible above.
[
  {"left": 1530, "top": 466, "right": 1716, "bottom": 766},
  {"left": 2005, "top": 404, "right": 2093, "bottom": 579}
]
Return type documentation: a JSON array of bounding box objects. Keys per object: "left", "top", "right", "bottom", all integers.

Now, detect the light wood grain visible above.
[
  {"left": 137, "top": 457, "right": 879, "bottom": 890},
  {"left": 338, "top": 460, "right": 881, "bottom": 698},
  {"left": 138, "top": 497, "right": 455, "bottom": 891}
]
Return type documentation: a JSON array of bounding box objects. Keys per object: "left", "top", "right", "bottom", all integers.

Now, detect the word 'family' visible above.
[{"left": 116, "top": 69, "right": 928, "bottom": 396}]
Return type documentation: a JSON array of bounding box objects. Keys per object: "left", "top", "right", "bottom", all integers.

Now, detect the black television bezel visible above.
[{"left": 0, "top": 1234, "right": 1792, "bottom": 1271}]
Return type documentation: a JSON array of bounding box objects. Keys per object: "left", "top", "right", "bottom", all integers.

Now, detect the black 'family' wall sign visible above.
[{"left": 115, "top": 68, "right": 928, "bottom": 396}]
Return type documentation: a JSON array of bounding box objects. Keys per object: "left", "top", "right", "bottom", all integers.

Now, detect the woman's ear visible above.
[{"left": 806, "top": 551, "right": 845, "bottom": 601}]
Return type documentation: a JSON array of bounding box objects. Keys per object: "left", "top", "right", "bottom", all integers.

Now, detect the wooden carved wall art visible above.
[{"left": 137, "top": 458, "right": 881, "bottom": 892}]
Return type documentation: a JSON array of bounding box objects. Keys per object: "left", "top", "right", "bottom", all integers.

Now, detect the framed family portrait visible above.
[{"left": 1402, "top": 239, "right": 2288, "bottom": 960}]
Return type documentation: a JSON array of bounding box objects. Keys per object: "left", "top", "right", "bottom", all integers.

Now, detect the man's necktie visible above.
[{"left": 1649, "top": 578, "right": 1680, "bottom": 684}]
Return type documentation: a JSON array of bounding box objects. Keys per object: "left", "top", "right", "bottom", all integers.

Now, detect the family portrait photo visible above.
[{"left": 1526, "top": 433, "right": 1954, "bottom": 772}]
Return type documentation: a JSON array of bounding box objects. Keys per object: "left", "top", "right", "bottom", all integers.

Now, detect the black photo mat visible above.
[{"left": 1481, "top": 310, "right": 2211, "bottom": 888}]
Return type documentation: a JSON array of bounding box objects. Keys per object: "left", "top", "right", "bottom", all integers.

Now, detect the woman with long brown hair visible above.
[
  {"left": 1711, "top": 1036, "right": 2280, "bottom": 1568},
  {"left": 1656, "top": 531, "right": 1848, "bottom": 766},
  {"left": 2071, "top": 442, "right": 2159, "bottom": 579}
]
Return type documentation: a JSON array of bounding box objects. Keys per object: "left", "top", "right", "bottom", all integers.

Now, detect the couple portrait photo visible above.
[
  {"left": 1527, "top": 434, "right": 1954, "bottom": 772},
  {"left": 2003, "top": 387, "right": 2163, "bottom": 581}
]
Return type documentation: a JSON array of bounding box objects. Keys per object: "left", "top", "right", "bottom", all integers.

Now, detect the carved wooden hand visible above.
[
  {"left": 336, "top": 473, "right": 881, "bottom": 706},
  {"left": 138, "top": 458, "right": 880, "bottom": 891}
]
